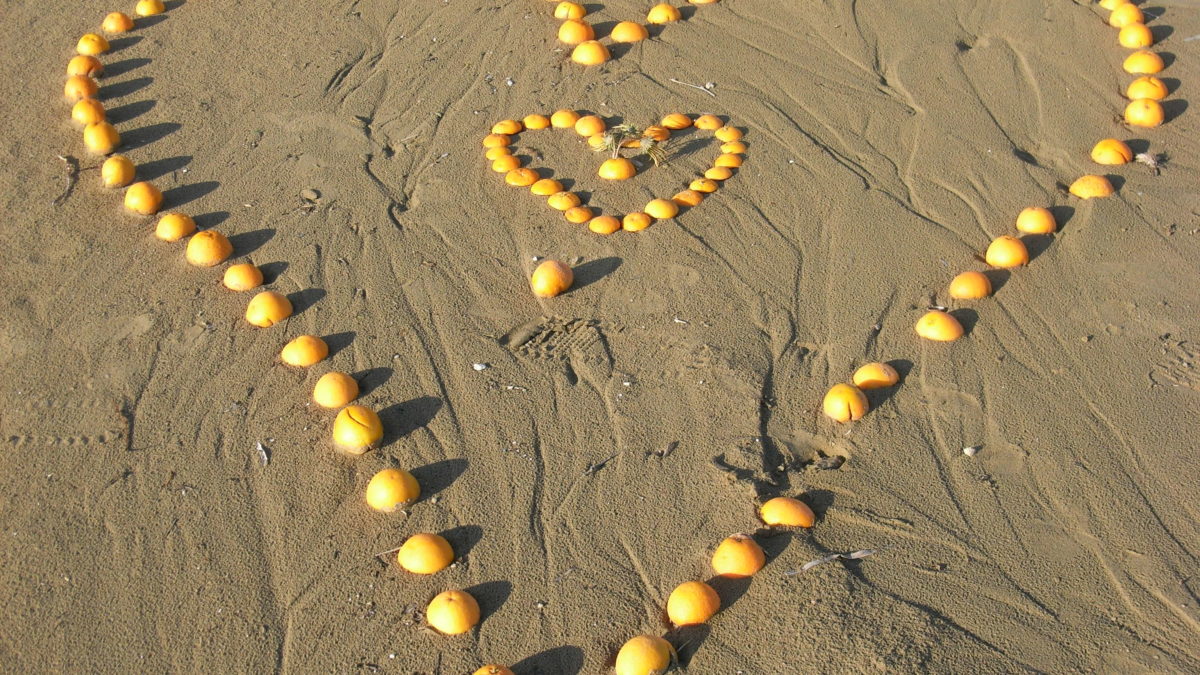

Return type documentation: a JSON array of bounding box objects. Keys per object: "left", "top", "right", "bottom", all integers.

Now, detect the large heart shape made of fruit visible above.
[{"left": 482, "top": 110, "right": 746, "bottom": 234}]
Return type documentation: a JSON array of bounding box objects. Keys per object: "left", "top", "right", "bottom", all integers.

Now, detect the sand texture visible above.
[{"left": 2, "top": 0, "right": 1199, "bottom": 671}]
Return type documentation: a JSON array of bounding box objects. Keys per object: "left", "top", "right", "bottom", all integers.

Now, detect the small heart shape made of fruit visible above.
[
  {"left": 482, "top": 110, "right": 746, "bottom": 234},
  {"left": 545, "top": 0, "right": 724, "bottom": 65}
]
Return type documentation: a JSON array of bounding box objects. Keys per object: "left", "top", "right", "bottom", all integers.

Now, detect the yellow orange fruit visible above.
[
  {"left": 366, "top": 468, "right": 420, "bottom": 512},
  {"left": 822, "top": 383, "right": 868, "bottom": 423},
  {"left": 135, "top": 0, "right": 166, "bottom": 16},
  {"left": 1068, "top": 174, "right": 1115, "bottom": 199},
  {"left": 704, "top": 166, "right": 733, "bottom": 181},
  {"left": 76, "top": 33, "right": 110, "bottom": 55},
  {"left": 614, "top": 635, "right": 676, "bottom": 675},
  {"left": 611, "top": 21, "right": 649, "bottom": 43},
  {"left": 661, "top": 112, "right": 692, "bottom": 129},
  {"left": 711, "top": 533, "right": 765, "bottom": 578},
  {"left": 83, "top": 121, "right": 120, "bottom": 154},
  {"left": 622, "top": 212, "right": 652, "bottom": 231},
  {"left": 694, "top": 114, "right": 723, "bottom": 130},
  {"left": 1015, "top": 206, "right": 1057, "bottom": 234},
  {"left": 530, "top": 178, "right": 563, "bottom": 196},
  {"left": 485, "top": 146, "right": 511, "bottom": 161},
  {"left": 1108, "top": 3, "right": 1143, "bottom": 28},
  {"left": 482, "top": 133, "right": 511, "bottom": 148},
  {"left": 646, "top": 3, "right": 682, "bottom": 24},
  {"left": 155, "top": 213, "right": 197, "bottom": 242},
  {"left": 123, "top": 181, "right": 162, "bottom": 215},
  {"left": 491, "top": 119, "right": 522, "bottom": 135},
  {"left": 530, "top": 260, "right": 573, "bottom": 298},
  {"left": 759, "top": 496, "right": 816, "bottom": 528},
  {"left": 852, "top": 362, "right": 900, "bottom": 390},
  {"left": 426, "top": 590, "right": 480, "bottom": 635},
  {"left": 397, "top": 533, "right": 454, "bottom": 574},
  {"left": 588, "top": 215, "right": 621, "bottom": 235},
  {"left": 491, "top": 155, "right": 521, "bottom": 173},
  {"left": 721, "top": 140, "right": 747, "bottom": 154},
  {"left": 947, "top": 270, "right": 992, "bottom": 300},
  {"left": 66, "top": 55, "right": 103, "bottom": 77},
  {"left": 714, "top": 126, "right": 743, "bottom": 142},
  {"left": 1099, "top": 0, "right": 1129, "bottom": 8},
  {"left": 473, "top": 667, "right": 515, "bottom": 675},
  {"left": 586, "top": 133, "right": 608, "bottom": 150},
  {"left": 1118, "top": 22, "right": 1153, "bottom": 48},
  {"left": 571, "top": 40, "right": 610, "bottom": 66},
  {"left": 558, "top": 19, "right": 595, "bottom": 44},
  {"left": 574, "top": 114, "right": 605, "bottom": 137},
  {"left": 554, "top": 1, "right": 586, "bottom": 20},
  {"left": 689, "top": 178, "right": 718, "bottom": 193},
  {"left": 100, "top": 155, "right": 135, "bottom": 188},
  {"left": 280, "top": 335, "right": 329, "bottom": 367},
  {"left": 72, "top": 98, "right": 105, "bottom": 126},
  {"left": 1125, "top": 98, "right": 1164, "bottom": 127},
  {"left": 673, "top": 189, "right": 704, "bottom": 207},
  {"left": 1090, "top": 139, "right": 1133, "bottom": 165},
  {"left": 222, "top": 262, "right": 263, "bottom": 291},
  {"left": 1123, "top": 50, "right": 1164, "bottom": 74},
  {"left": 547, "top": 191, "right": 581, "bottom": 210},
  {"left": 599, "top": 157, "right": 637, "bottom": 180},
  {"left": 714, "top": 153, "right": 743, "bottom": 168},
  {"left": 505, "top": 168, "right": 539, "bottom": 187},
  {"left": 985, "top": 235, "right": 1029, "bottom": 268},
  {"left": 245, "top": 291, "right": 293, "bottom": 328},
  {"left": 332, "top": 405, "right": 383, "bottom": 455},
  {"left": 102, "top": 12, "right": 135, "bottom": 33},
  {"left": 313, "top": 372, "right": 359, "bottom": 408},
  {"left": 666, "top": 581, "right": 720, "bottom": 626},
  {"left": 564, "top": 206, "right": 593, "bottom": 223},
  {"left": 1126, "top": 75, "right": 1167, "bottom": 100},
  {"left": 915, "top": 310, "right": 964, "bottom": 342},
  {"left": 551, "top": 109, "right": 581, "bottom": 128},
  {"left": 642, "top": 125, "right": 670, "bottom": 142},
  {"left": 523, "top": 114, "right": 551, "bottom": 130},
  {"left": 645, "top": 198, "right": 678, "bottom": 220}
]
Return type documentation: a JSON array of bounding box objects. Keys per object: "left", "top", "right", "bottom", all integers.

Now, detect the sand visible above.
[{"left": 2, "top": 0, "right": 1199, "bottom": 671}]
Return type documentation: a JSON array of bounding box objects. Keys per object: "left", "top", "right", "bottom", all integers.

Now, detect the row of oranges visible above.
[{"left": 545, "top": 0, "right": 718, "bottom": 66}]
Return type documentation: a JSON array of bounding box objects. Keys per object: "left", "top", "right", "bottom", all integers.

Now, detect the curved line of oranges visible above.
[{"left": 545, "top": 0, "right": 719, "bottom": 67}]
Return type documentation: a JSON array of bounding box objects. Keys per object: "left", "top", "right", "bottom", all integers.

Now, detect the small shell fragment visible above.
[
  {"left": 472, "top": 363, "right": 489, "bottom": 371},
  {"left": 963, "top": 445, "right": 980, "bottom": 457}
]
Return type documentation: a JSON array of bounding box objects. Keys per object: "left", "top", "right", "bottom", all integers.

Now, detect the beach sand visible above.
[{"left": 2, "top": 0, "right": 1199, "bottom": 671}]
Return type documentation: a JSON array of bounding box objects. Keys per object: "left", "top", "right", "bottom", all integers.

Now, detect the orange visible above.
[
  {"left": 530, "top": 260, "right": 573, "bottom": 297},
  {"left": 244, "top": 291, "right": 293, "bottom": 328},
  {"left": 473, "top": 667, "right": 515, "bottom": 675},
  {"left": 547, "top": 191, "right": 581, "bottom": 210},
  {"left": 1125, "top": 98, "right": 1164, "bottom": 127},
  {"left": 558, "top": 19, "right": 595, "bottom": 44},
  {"left": 280, "top": 335, "right": 329, "bottom": 367},
  {"left": 523, "top": 114, "right": 551, "bottom": 130},
  {"left": 1108, "top": 3, "right": 1143, "bottom": 28},
  {"left": 574, "top": 114, "right": 605, "bottom": 137},
  {"left": 704, "top": 166, "right": 733, "bottom": 181},
  {"left": 100, "top": 155, "right": 135, "bottom": 188},
  {"left": 599, "top": 157, "right": 636, "bottom": 180},
  {"left": 694, "top": 114, "right": 724, "bottom": 130},
  {"left": 1099, "top": 0, "right": 1130, "bottom": 8},
  {"left": 641, "top": 125, "right": 669, "bottom": 142},
  {"left": 313, "top": 372, "right": 359, "bottom": 408},
  {"left": 622, "top": 212, "right": 652, "bottom": 231},
  {"left": 586, "top": 133, "right": 609, "bottom": 150},
  {"left": 66, "top": 55, "right": 103, "bottom": 77},
  {"left": 505, "top": 168, "right": 539, "bottom": 187},
  {"left": 124, "top": 181, "right": 162, "bottom": 215},
  {"left": 588, "top": 215, "right": 621, "bottom": 235},
  {"left": 482, "top": 133, "right": 511, "bottom": 148},
  {"left": 721, "top": 140, "right": 747, "bottom": 154},
  {"left": 947, "top": 270, "right": 992, "bottom": 300},
  {"left": 985, "top": 235, "right": 1029, "bottom": 268},
  {"left": 550, "top": 109, "right": 580, "bottom": 128},
  {"left": 611, "top": 21, "right": 649, "bottom": 43},
  {"left": 102, "top": 12, "right": 135, "bottom": 33},
  {"left": 915, "top": 310, "right": 964, "bottom": 342},
  {"left": 759, "top": 496, "right": 816, "bottom": 528},
  {"left": 184, "top": 229, "right": 234, "bottom": 266},
  {"left": 1090, "top": 139, "right": 1133, "bottom": 165},
  {"left": 564, "top": 206, "right": 593, "bottom": 223},
  {"left": 491, "top": 119, "right": 522, "bottom": 135},
  {"left": 554, "top": 1, "right": 586, "bottom": 20},
  {"left": 1126, "top": 75, "right": 1167, "bottom": 100},
  {"left": 135, "top": 0, "right": 166, "bottom": 16},
  {"left": 666, "top": 581, "right": 720, "bottom": 626},
  {"left": 491, "top": 155, "right": 521, "bottom": 173},
  {"left": 530, "top": 178, "right": 563, "bottom": 196},
  {"left": 397, "top": 533, "right": 454, "bottom": 574},
  {"left": 822, "top": 383, "right": 868, "bottom": 423},
  {"left": 332, "top": 405, "right": 383, "bottom": 455},
  {"left": 1118, "top": 23, "right": 1153, "bottom": 48},
  {"left": 1015, "top": 206, "right": 1057, "bottom": 234},
  {"left": 714, "top": 153, "right": 743, "bottom": 168},
  {"left": 155, "top": 213, "right": 197, "bottom": 242},
  {"left": 426, "top": 590, "right": 480, "bottom": 635},
  {"left": 1123, "top": 50, "right": 1164, "bottom": 74},
  {"left": 71, "top": 98, "right": 105, "bottom": 126},
  {"left": 76, "top": 33, "right": 110, "bottom": 55},
  {"left": 366, "top": 468, "right": 420, "bottom": 512},
  {"left": 852, "top": 362, "right": 899, "bottom": 390},
  {"left": 485, "top": 146, "right": 511, "bottom": 161},
  {"left": 183, "top": 227, "right": 230, "bottom": 266},
  {"left": 614, "top": 635, "right": 676, "bottom": 675},
  {"left": 222, "top": 263, "right": 263, "bottom": 291},
  {"left": 571, "top": 40, "right": 610, "bottom": 66},
  {"left": 83, "top": 122, "right": 120, "bottom": 154},
  {"left": 711, "top": 534, "right": 765, "bottom": 578},
  {"left": 690, "top": 178, "right": 718, "bottom": 193},
  {"left": 672, "top": 190, "right": 704, "bottom": 207},
  {"left": 646, "top": 3, "right": 682, "bottom": 24},
  {"left": 660, "top": 112, "right": 692, "bottom": 129},
  {"left": 1068, "top": 175, "right": 1115, "bottom": 199},
  {"left": 645, "top": 198, "right": 678, "bottom": 220},
  {"left": 714, "top": 126, "right": 743, "bottom": 142}
]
